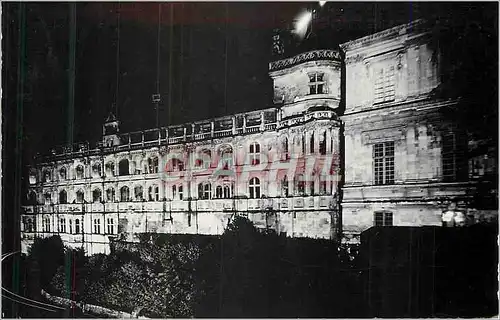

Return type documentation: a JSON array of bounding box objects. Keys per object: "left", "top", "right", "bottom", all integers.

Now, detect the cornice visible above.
[
  {"left": 269, "top": 50, "right": 341, "bottom": 73},
  {"left": 340, "top": 19, "right": 427, "bottom": 53}
]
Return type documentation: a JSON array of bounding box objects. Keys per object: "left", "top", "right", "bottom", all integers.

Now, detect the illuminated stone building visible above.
[{"left": 20, "top": 19, "right": 496, "bottom": 254}]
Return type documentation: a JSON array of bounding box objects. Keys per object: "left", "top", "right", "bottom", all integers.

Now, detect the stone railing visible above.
[{"left": 269, "top": 49, "right": 341, "bottom": 72}]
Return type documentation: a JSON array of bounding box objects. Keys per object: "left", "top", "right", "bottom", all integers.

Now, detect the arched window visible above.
[
  {"left": 134, "top": 185, "right": 144, "bottom": 201},
  {"left": 249, "top": 142, "right": 260, "bottom": 165},
  {"left": 106, "top": 188, "right": 115, "bottom": 202},
  {"left": 92, "top": 163, "right": 102, "bottom": 177},
  {"left": 216, "top": 186, "right": 223, "bottom": 198},
  {"left": 249, "top": 177, "right": 261, "bottom": 199},
  {"left": 223, "top": 185, "right": 231, "bottom": 198},
  {"left": 220, "top": 146, "right": 233, "bottom": 170},
  {"left": 148, "top": 157, "right": 159, "bottom": 174},
  {"left": 29, "top": 171, "right": 37, "bottom": 184},
  {"left": 282, "top": 176, "right": 289, "bottom": 197},
  {"left": 202, "top": 150, "right": 212, "bottom": 169},
  {"left": 44, "top": 192, "right": 52, "bottom": 204},
  {"left": 198, "top": 183, "right": 211, "bottom": 199},
  {"left": 93, "top": 188, "right": 102, "bottom": 203},
  {"left": 59, "top": 167, "right": 67, "bottom": 180},
  {"left": 27, "top": 218, "right": 33, "bottom": 232},
  {"left": 119, "top": 159, "right": 129, "bottom": 176},
  {"left": 75, "top": 219, "right": 81, "bottom": 234},
  {"left": 28, "top": 191, "right": 37, "bottom": 205},
  {"left": 295, "top": 174, "right": 305, "bottom": 195},
  {"left": 59, "top": 190, "right": 67, "bottom": 204},
  {"left": 310, "top": 132, "right": 315, "bottom": 153},
  {"left": 172, "top": 185, "right": 177, "bottom": 199},
  {"left": 319, "top": 131, "right": 327, "bottom": 155},
  {"left": 105, "top": 162, "right": 115, "bottom": 176},
  {"left": 120, "top": 186, "right": 130, "bottom": 201},
  {"left": 282, "top": 137, "right": 289, "bottom": 160},
  {"left": 75, "top": 165, "right": 84, "bottom": 179},
  {"left": 43, "top": 169, "right": 52, "bottom": 182},
  {"left": 319, "top": 176, "right": 328, "bottom": 195},
  {"left": 76, "top": 190, "right": 85, "bottom": 203},
  {"left": 171, "top": 158, "right": 184, "bottom": 172},
  {"left": 148, "top": 185, "right": 159, "bottom": 201}
]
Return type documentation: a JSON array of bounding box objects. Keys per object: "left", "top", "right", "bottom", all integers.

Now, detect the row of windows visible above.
[
  {"left": 25, "top": 217, "right": 115, "bottom": 234},
  {"left": 372, "top": 134, "right": 465, "bottom": 185},
  {"left": 281, "top": 131, "right": 331, "bottom": 160}
]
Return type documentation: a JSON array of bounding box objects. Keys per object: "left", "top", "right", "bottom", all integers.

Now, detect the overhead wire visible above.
[
  {"left": 2, "top": 294, "right": 58, "bottom": 313},
  {"left": 1, "top": 287, "right": 65, "bottom": 310}
]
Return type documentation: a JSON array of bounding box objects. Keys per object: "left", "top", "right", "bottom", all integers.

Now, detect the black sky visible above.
[{"left": 2, "top": 2, "right": 497, "bottom": 158}]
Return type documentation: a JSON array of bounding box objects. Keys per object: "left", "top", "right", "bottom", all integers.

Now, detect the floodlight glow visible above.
[
  {"left": 319, "top": 1, "right": 327, "bottom": 7},
  {"left": 293, "top": 10, "right": 313, "bottom": 40}
]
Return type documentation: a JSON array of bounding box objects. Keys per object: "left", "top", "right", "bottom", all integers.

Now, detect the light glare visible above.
[
  {"left": 293, "top": 10, "right": 312, "bottom": 40},
  {"left": 319, "top": 1, "right": 327, "bottom": 7}
]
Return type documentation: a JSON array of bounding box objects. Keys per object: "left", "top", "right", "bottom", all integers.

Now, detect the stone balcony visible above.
[{"left": 22, "top": 196, "right": 337, "bottom": 217}]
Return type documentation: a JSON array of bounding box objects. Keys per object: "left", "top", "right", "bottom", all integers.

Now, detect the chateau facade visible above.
[{"left": 20, "top": 19, "right": 496, "bottom": 254}]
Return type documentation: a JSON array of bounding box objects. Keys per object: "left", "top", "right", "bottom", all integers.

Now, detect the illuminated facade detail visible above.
[{"left": 20, "top": 19, "right": 496, "bottom": 253}]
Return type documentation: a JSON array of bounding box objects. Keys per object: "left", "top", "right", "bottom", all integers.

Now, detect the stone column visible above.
[
  {"left": 232, "top": 116, "right": 236, "bottom": 134},
  {"left": 242, "top": 115, "right": 247, "bottom": 133},
  {"left": 211, "top": 121, "right": 215, "bottom": 137},
  {"left": 183, "top": 127, "right": 187, "bottom": 141},
  {"left": 326, "top": 129, "right": 332, "bottom": 154},
  {"left": 260, "top": 112, "right": 265, "bottom": 131}
]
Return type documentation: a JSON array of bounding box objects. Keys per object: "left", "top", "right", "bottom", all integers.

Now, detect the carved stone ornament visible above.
[{"left": 345, "top": 54, "right": 364, "bottom": 65}]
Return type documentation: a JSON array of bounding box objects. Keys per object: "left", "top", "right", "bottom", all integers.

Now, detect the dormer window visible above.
[{"left": 308, "top": 72, "right": 326, "bottom": 95}]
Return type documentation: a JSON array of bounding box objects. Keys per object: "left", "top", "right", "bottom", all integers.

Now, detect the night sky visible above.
[{"left": 6, "top": 2, "right": 495, "bottom": 159}]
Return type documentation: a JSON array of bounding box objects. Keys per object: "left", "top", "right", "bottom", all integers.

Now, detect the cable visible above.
[
  {"left": 2, "top": 288, "right": 65, "bottom": 310},
  {"left": 2, "top": 294, "right": 58, "bottom": 313}
]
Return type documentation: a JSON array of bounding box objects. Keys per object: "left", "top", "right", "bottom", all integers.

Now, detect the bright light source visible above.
[
  {"left": 293, "top": 10, "right": 312, "bottom": 40},
  {"left": 319, "top": 1, "right": 327, "bottom": 7}
]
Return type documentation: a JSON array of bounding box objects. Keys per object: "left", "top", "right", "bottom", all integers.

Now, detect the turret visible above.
[{"left": 102, "top": 112, "right": 121, "bottom": 147}]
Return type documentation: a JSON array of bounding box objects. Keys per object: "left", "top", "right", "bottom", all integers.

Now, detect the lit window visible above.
[
  {"left": 295, "top": 174, "right": 305, "bottom": 195},
  {"left": 249, "top": 143, "right": 261, "bottom": 165},
  {"left": 59, "top": 190, "right": 67, "bottom": 204},
  {"left": 105, "top": 162, "right": 115, "bottom": 176},
  {"left": 93, "top": 189, "right": 102, "bottom": 203},
  {"left": 374, "top": 142, "right": 395, "bottom": 185},
  {"left": 147, "top": 157, "right": 159, "bottom": 174},
  {"left": 92, "top": 163, "right": 102, "bottom": 177},
  {"left": 308, "top": 72, "right": 326, "bottom": 95},
  {"left": 75, "top": 219, "right": 80, "bottom": 234},
  {"left": 76, "top": 190, "right": 85, "bottom": 203},
  {"left": 282, "top": 176, "right": 289, "bottom": 197},
  {"left": 374, "top": 66, "right": 395, "bottom": 104},
  {"left": 249, "top": 177, "right": 261, "bottom": 199},
  {"left": 44, "top": 192, "right": 52, "bottom": 205},
  {"left": 120, "top": 186, "right": 130, "bottom": 201},
  {"left": 75, "top": 165, "right": 84, "bottom": 179},
  {"left": 93, "top": 218, "right": 101, "bottom": 234},
  {"left": 319, "top": 131, "right": 327, "bottom": 155},
  {"left": 374, "top": 211, "right": 393, "bottom": 226},
  {"left": 223, "top": 185, "right": 231, "bottom": 198},
  {"left": 216, "top": 186, "right": 223, "bottom": 198},
  {"left": 282, "top": 137, "right": 289, "bottom": 161},
  {"left": 107, "top": 218, "right": 114, "bottom": 234},
  {"left": 178, "top": 185, "right": 183, "bottom": 200},
  {"left": 59, "top": 167, "right": 67, "bottom": 180},
  {"left": 134, "top": 185, "right": 144, "bottom": 201},
  {"left": 106, "top": 188, "right": 115, "bottom": 202},
  {"left": 310, "top": 133, "right": 315, "bottom": 153}
]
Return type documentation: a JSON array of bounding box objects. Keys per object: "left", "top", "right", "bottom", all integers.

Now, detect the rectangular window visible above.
[
  {"left": 374, "top": 142, "right": 395, "bottom": 185},
  {"left": 94, "top": 219, "right": 101, "bottom": 234},
  {"left": 308, "top": 73, "right": 326, "bottom": 95},
  {"left": 69, "top": 220, "right": 73, "bottom": 234},
  {"left": 374, "top": 66, "right": 395, "bottom": 104},
  {"left": 75, "top": 219, "right": 80, "bottom": 234},
  {"left": 442, "top": 130, "right": 467, "bottom": 182},
  {"left": 374, "top": 211, "right": 393, "bottom": 226},
  {"left": 107, "top": 218, "right": 114, "bottom": 234},
  {"left": 178, "top": 186, "right": 183, "bottom": 200}
]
